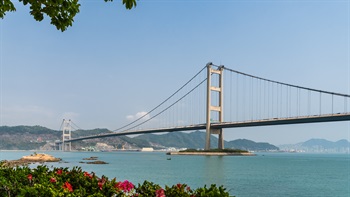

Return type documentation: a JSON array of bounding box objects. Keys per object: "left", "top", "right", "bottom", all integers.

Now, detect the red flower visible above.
[
  {"left": 98, "top": 177, "right": 106, "bottom": 190},
  {"left": 62, "top": 182, "right": 73, "bottom": 192},
  {"left": 156, "top": 188, "right": 165, "bottom": 197},
  {"left": 57, "top": 169, "right": 63, "bottom": 175},
  {"left": 50, "top": 177, "right": 57, "bottom": 183},
  {"left": 27, "top": 174, "right": 32, "bottom": 181},
  {"left": 98, "top": 181, "right": 104, "bottom": 190},
  {"left": 84, "top": 172, "right": 93, "bottom": 179},
  {"left": 176, "top": 183, "right": 182, "bottom": 189},
  {"left": 114, "top": 182, "right": 121, "bottom": 189},
  {"left": 186, "top": 186, "right": 191, "bottom": 192}
]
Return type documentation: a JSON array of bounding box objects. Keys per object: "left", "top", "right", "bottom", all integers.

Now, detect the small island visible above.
[
  {"left": 1, "top": 153, "right": 61, "bottom": 167},
  {"left": 167, "top": 149, "right": 255, "bottom": 156},
  {"left": 21, "top": 153, "right": 61, "bottom": 162},
  {"left": 81, "top": 156, "right": 108, "bottom": 164}
]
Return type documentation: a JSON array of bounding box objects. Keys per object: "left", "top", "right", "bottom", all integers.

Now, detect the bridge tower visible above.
[
  {"left": 205, "top": 63, "right": 224, "bottom": 150},
  {"left": 62, "top": 119, "right": 72, "bottom": 151}
]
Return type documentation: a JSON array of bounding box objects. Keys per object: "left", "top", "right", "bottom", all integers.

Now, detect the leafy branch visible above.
[{"left": 0, "top": 0, "right": 137, "bottom": 31}]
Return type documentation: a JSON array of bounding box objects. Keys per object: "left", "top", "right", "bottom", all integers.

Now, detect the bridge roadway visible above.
[{"left": 63, "top": 113, "right": 350, "bottom": 143}]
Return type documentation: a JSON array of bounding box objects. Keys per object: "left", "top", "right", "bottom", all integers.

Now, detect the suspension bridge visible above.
[{"left": 57, "top": 63, "right": 350, "bottom": 151}]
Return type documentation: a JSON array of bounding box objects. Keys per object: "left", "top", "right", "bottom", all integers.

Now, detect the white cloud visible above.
[{"left": 126, "top": 111, "right": 150, "bottom": 121}]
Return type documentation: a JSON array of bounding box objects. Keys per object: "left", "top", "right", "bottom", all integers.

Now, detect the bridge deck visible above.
[
  {"left": 62, "top": 113, "right": 350, "bottom": 143},
  {"left": 213, "top": 113, "right": 350, "bottom": 128}
]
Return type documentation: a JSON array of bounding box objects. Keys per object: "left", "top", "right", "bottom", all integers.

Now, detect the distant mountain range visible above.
[
  {"left": 279, "top": 139, "right": 350, "bottom": 153},
  {"left": 0, "top": 126, "right": 278, "bottom": 151},
  {"left": 1, "top": 125, "right": 347, "bottom": 152}
]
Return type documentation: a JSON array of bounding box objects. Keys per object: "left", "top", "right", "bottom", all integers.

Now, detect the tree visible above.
[{"left": 0, "top": 0, "right": 137, "bottom": 31}]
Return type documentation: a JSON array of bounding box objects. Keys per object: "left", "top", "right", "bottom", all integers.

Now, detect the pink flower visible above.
[
  {"left": 156, "top": 188, "right": 165, "bottom": 197},
  {"left": 50, "top": 177, "right": 57, "bottom": 183},
  {"left": 62, "top": 182, "right": 73, "bottom": 192},
  {"left": 27, "top": 174, "right": 32, "bottom": 181},
  {"left": 115, "top": 180, "right": 134, "bottom": 192}
]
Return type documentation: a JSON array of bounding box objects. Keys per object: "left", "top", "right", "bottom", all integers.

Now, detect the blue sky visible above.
[{"left": 1, "top": 0, "right": 349, "bottom": 145}]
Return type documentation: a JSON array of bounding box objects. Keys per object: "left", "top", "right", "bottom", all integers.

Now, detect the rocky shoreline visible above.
[{"left": 1, "top": 153, "right": 61, "bottom": 167}]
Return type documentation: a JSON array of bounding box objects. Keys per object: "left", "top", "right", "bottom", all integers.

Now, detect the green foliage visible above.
[
  {"left": 119, "top": 136, "right": 150, "bottom": 148},
  {"left": 19, "top": 0, "right": 80, "bottom": 31},
  {"left": 135, "top": 131, "right": 279, "bottom": 151},
  {"left": 0, "top": 0, "right": 138, "bottom": 31},
  {"left": 0, "top": 125, "right": 56, "bottom": 150},
  {"left": 71, "top": 129, "right": 111, "bottom": 138},
  {"left": 0, "top": 125, "right": 58, "bottom": 135},
  {"left": 104, "top": 0, "right": 136, "bottom": 10},
  {"left": 0, "top": 164, "right": 233, "bottom": 196},
  {"left": 134, "top": 131, "right": 218, "bottom": 149},
  {"left": 194, "top": 184, "right": 230, "bottom": 197},
  {"left": 226, "top": 139, "right": 279, "bottom": 151},
  {"left": 0, "top": 0, "right": 16, "bottom": 18},
  {"left": 135, "top": 180, "right": 162, "bottom": 196}
]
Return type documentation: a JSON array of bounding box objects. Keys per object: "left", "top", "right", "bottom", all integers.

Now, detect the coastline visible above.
[
  {"left": 1, "top": 153, "right": 61, "bottom": 167},
  {"left": 166, "top": 152, "right": 256, "bottom": 156}
]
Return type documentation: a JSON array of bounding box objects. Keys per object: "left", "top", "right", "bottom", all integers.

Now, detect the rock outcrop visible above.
[{"left": 1, "top": 153, "right": 61, "bottom": 167}]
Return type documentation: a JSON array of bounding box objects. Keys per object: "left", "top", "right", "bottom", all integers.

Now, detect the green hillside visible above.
[
  {"left": 0, "top": 126, "right": 279, "bottom": 151},
  {"left": 134, "top": 131, "right": 217, "bottom": 149},
  {"left": 134, "top": 131, "right": 279, "bottom": 151},
  {"left": 0, "top": 126, "right": 60, "bottom": 150}
]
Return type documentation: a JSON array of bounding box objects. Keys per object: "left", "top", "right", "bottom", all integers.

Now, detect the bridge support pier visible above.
[{"left": 205, "top": 63, "right": 224, "bottom": 150}]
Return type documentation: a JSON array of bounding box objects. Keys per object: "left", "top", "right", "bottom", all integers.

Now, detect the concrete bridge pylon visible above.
[
  {"left": 62, "top": 119, "right": 72, "bottom": 151},
  {"left": 205, "top": 63, "right": 224, "bottom": 150}
]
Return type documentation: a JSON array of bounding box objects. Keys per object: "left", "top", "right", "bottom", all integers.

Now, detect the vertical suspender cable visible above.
[
  {"left": 230, "top": 71, "right": 232, "bottom": 121},
  {"left": 251, "top": 77, "right": 253, "bottom": 120},
  {"left": 277, "top": 83, "right": 279, "bottom": 118},
  {"left": 272, "top": 83, "right": 274, "bottom": 118},
  {"left": 297, "top": 89, "right": 300, "bottom": 117},
  {"left": 308, "top": 90, "right": 311, "bottom": 116},
  {"left": 344, "top": 97, "right": 348, "bottom": 113},
  {"left": 236, "top": 73, "right": 239, "bottom": 122},
  {"left": 286, "top": 85, "right": 289, "bottom": 117},
  {"left": 255, "top": 79, "right": 261, "bottom": 120},
  {"left": 319, "top": 92, "right": 322, "bottom": 115},
  {"left": 268, "top": 81, "right": 270, "bottom": 118},
  {"left": 281, "top": 84, "right": 283, "bottom": 118},
  {"left": 259, "top": 79, "right": 261, "bottom": 120},
  {"left": 243, "top": 76, "right": 245, "bottom": 120},
  {"left": 344, "top": 97, "right": 347, "bottom": 113},
  {"left": 289, "top": 86, "right": 291, "bottom": 117},
  {"left": 332, "top": 94, "right": 334, "bottom": 115}
]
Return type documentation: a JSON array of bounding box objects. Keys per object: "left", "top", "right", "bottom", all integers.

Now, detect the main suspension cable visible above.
[{"left": 113, "top": 66, "right": 207, "bottom": 132}]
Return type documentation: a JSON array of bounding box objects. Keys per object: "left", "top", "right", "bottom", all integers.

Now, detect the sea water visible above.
[{"left": 0, "top": 151, "right": 349, "bottom": 197}]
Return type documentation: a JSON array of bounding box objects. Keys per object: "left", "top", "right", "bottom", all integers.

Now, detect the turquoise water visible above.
[{"left": 1, "top": 151, "right": 349, "bottom": 197}]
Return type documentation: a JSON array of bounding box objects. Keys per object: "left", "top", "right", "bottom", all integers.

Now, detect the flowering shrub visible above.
[{"left": 0, "top": 164, "right": 232, "bottom": 196}]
